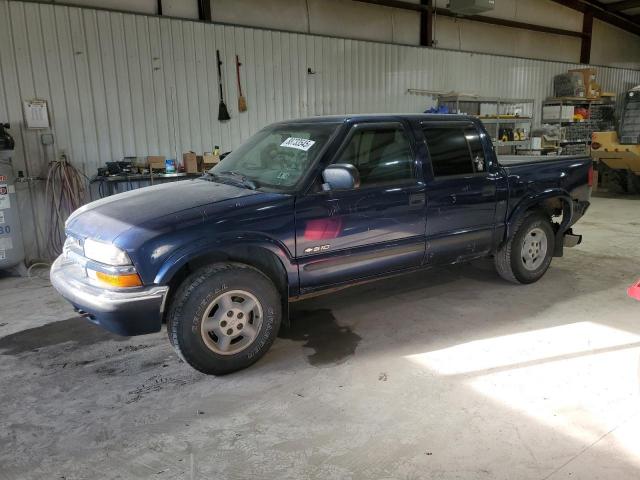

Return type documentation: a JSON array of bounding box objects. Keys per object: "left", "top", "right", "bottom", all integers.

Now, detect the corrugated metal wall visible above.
[{"left": 1, "top": 0, "right": 640, "bottom": 261}]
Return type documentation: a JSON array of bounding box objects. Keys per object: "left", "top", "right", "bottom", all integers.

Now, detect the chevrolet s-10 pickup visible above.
[{"left": 51, "top": 114, "right": 592, "bottom": 374}]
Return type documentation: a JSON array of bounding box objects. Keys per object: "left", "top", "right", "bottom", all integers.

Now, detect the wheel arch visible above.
[
  {"left": 158, "top": 240, "right": 297, "bottom": 325},
  {"left": 505, "top": 189, "right": 574, "bottom": 256}
]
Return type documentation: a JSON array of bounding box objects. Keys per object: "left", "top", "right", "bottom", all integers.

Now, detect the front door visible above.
[
  {"left": 421, "top": 122, "right": 498, "bottom": 265},
  {"left": 295, "top": 121, "right": 426, "bottom": 293}
]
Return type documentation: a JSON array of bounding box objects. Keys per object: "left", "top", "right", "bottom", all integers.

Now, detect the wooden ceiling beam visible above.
[
  {"left": 607, "top": 0, "right": 640, "bottom": 12},
  {"left": 551, "top": 0, "right": 640, "bottom": 36}
]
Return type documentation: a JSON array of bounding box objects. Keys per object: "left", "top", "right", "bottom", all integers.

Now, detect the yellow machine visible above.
[
  {"left": 591, "top": 86, "right": 640, "bottom": 192},
  {"left": 591, "top": 130, "right": 640, "bottom": 174}
]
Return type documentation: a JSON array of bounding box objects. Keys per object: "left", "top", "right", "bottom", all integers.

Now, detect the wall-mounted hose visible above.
[{"left": 45, "top": 153, "right": 86, "bottom": 257}]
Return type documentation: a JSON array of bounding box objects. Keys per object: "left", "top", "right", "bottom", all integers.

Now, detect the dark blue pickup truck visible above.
[{"left": 51, "top": 114, "right": 592, "bottom": 374}]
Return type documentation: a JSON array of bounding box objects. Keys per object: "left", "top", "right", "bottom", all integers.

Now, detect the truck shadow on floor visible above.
[
  {"left": 0, "top": 317, "right": 128, "bottom": 355},
  {"left": 276, "top": 263, "right": 504, "bottom": 368},
  {"left": 279, "top": 309, "right": 361, "bottom": 366}
]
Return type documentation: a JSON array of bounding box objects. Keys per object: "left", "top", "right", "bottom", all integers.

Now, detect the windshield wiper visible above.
[
  {"left": 214, "top": 170, "right": 258, "bottom": 190},
  {"left": 202, "top": 172, "right": 225, "bottom": 183}
]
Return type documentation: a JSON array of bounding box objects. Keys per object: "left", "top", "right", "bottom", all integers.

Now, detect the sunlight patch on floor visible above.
[
  {"left": 406, "top": 322, "right": 640, "bottom": 464},
  {"left": 406, "top": 322, "right": 640, "bottom": 376}
]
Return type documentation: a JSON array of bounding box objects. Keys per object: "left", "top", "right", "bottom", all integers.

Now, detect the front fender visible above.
[{"left": 154, "top": 233, "right": 298, "bottom": 293}]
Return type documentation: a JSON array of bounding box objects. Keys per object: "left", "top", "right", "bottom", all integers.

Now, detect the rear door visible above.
[
  {"left": 420, "top": 122, "right": 498, "bottom": 265},
  {"left": 295, "top": 121, "right": 426, "bottom": 292}
]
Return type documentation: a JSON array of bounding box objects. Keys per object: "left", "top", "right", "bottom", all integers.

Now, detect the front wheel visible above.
[
  {"left": 167, "top": 263, "right": 281, "bottom": 375},
  {"left": 494, "top": 211, "right": 554, "bottom": 284}
]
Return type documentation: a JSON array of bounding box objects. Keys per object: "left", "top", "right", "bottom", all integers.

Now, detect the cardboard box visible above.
[
  {"left": 147, "top": 155, "right": 166, "bottom": 171},
  {"left": 183, "top": 151, "right": 198, "bottom": 173},
  {"left": 569, "top": 68, "right": 598, "bottom": 98},
  {"left": 479, "top": 103, "right": 498, "bottom": 117},
  {"left": 542, "top": 105, "right": 574, "bottom": 121},
  {"left": 543, "top": 105, "right": 560, "bottom": 121},
  {"left": 541, "top": 134, "right": 559, "bottom": 149},
  {"left": 202, "top": 152, "right": 220, "bottom": 167},
  {"left": 563, "top": 105, "right": 576, "bottom": 120}
]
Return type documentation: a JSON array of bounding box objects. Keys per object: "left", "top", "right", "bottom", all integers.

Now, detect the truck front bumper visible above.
[{"left": 50, "top": 255, "right": 168, "bottom": 336}]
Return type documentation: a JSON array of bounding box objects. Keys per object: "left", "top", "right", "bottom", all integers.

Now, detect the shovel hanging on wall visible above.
[{"left": 216, "top": 50, "right": 231, "bottom": 121}]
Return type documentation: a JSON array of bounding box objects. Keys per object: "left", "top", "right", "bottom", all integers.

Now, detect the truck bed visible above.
[
  {"left": 497, "top": 154, "right": 587, "bottom": 166},
  {"left": 497, "top": 154, "right": 592, "bottom": 227}
]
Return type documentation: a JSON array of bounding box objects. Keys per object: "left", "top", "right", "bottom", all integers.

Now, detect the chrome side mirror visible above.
[{"left": 322, "top": 164, "right": 360, "bottom": 191}]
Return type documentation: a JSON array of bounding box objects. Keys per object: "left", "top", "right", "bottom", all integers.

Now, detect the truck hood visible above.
[{"left": 66, "top": 178, "right": 261, "bottom": 243}]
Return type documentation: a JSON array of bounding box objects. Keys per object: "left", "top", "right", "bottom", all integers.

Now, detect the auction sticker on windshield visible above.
[{"left": 280, "top": 137, "right": 316, "bottom": 151}]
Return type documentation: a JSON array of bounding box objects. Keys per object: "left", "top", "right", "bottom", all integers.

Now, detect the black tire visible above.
[
  {"left": 167, "top": 263, "right": 281, "bottom": 375},
  {"left": 494, "top": 211, "right": 554, "bottom": 284}
]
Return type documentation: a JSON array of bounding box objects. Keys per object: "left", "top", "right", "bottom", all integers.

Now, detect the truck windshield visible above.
[{"left": 208, "top": 123, "right": 339, "bottom": 191}]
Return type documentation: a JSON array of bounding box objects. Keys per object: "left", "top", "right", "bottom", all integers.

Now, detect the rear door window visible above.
[
  {"left": 464, "top": 128, "right": 487, "bottom": 173},
  {"left": 423, "top": 127, "right": 474, "bottom": 177},
  {"left": 423, "top": 125, "right": 488, "bottom": 177}
]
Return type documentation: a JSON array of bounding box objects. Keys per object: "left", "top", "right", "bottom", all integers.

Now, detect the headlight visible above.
[{"left": 83, "top": 239, "right": 131, "bottom": 266}]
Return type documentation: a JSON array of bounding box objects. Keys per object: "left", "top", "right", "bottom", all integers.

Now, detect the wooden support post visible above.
[
  {"left": 198, "top": 0, "right": 212, "bottom": 21},
  {"left": 580, "top": 10, "right": 593, "bottom": 64},
  {"left": 420, "top": 0, "right": 433, "bottom": 47}
]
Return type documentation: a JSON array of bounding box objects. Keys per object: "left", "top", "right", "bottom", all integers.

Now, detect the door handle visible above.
[
  {"left": 482, "top": 185, "right": 494, "bottom": 194},
  {"left": 449, "top": 194, "right": 457, "bottom": 204}
]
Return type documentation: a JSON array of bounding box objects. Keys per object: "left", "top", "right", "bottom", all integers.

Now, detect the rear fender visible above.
[{"left": 505, "top": 189, "right": 573, "bottom": 257}]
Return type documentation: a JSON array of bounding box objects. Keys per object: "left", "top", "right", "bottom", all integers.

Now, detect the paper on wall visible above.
[{"left": 23, "top": 99, "right": 50, "bottom": 129}]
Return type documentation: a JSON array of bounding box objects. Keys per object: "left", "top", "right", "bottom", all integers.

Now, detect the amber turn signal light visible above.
[{"left": 94, "top": 271, "right": 143, "bottom": 288}]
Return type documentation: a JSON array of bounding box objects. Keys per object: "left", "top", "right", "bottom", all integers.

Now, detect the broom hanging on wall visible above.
[
  {"left": 236, "top": 54, "right": 247, "bottom": 112},
  {"left": 216, "top": 50, "right": 231, "bottom": 121}
]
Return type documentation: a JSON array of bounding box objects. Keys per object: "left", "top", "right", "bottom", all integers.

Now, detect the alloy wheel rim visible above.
[{"left": 200, "top": 290, "right": 263, "bottom": 355}]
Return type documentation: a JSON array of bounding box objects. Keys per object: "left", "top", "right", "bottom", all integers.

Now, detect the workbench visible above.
[{"left": 91, "top": 172, "right": 202, "bottom": 197}]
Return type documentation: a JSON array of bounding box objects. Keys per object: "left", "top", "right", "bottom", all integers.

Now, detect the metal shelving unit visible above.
[
  {"left": 542, "top": 97, "right": 616, "bottom": 155},
  {"left": 494, "top": 140, "right": 530, "bottom": 147},
  {"left": 437, "top": 94, "right": 534, "bottom": 153}
]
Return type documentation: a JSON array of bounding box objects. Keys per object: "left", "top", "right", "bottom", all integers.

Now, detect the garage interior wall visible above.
[
  {"left": 591, "top": 19, "right": 640, "bottom": 70},
  {"left": 48, "top": 0, "right": 640, "bottom": 67},
  {"left": 211, "top": 0, "right": 587, "bottom": 63},
  {"left": 1, "top": 0, "right": 640, "bottom": 262}
]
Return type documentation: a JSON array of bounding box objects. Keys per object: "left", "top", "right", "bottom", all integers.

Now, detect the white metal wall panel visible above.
[{"left": 1, "top": 0, "right": 640, "bottom": 261}]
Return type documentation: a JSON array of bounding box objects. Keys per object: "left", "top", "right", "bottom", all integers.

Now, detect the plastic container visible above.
[
  {"left": 628, "top": 279, "right": 640, "bottom": 301},
  {"left": 0, "top": 131, "right": 26, "bottom": 271}
]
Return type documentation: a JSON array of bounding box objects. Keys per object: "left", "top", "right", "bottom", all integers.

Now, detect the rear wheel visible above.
[
  {"left": 495, "top": 211, "right": 554, "bottom": 284},
  {"left": 167, "top": 263, "right": 281, "bottom": 375}
]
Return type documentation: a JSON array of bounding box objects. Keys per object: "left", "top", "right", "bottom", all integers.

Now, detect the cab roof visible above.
[{"left": 274, "top": 113, "right": 478, "bottom": 125}]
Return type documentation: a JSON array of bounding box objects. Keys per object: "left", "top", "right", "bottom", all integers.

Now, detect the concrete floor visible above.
[{"left": 1, "top": 195, "right": 640, "bottom": 480}]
